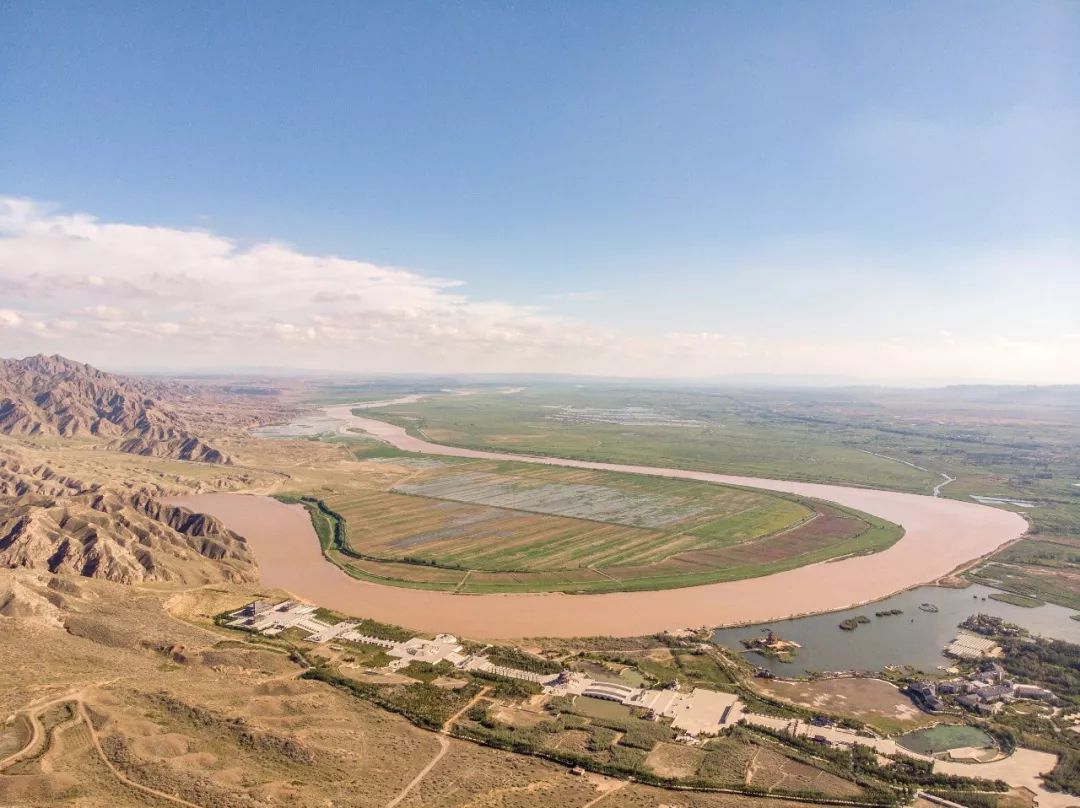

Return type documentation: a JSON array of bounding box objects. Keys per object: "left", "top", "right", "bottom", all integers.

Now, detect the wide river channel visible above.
[{"left": 169, "top": 402, "right": 1029, "bottom": 639}]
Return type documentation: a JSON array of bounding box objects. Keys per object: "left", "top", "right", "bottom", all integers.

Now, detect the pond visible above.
[
  {"left": 712, "top": 583, "right": 1080, "bottom": 677},
  {"left": 573, "top": 696, "right": 634, "bottom": 721},
  {"left": 575, "top": 661, "right": 648, "bottom": 688},
  {"left": 252, "top": 414, "right": 346, "bottom": 438},
  {"left": 620, "top": 667, "right": 647, "bottom": 688},
  {"left": 897, "top": 724, "right": 995, "bottom": 755}
]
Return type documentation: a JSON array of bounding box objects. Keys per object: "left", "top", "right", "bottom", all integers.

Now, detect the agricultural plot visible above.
[
  {"left": 747, "top": 746, "right": 865, "bottom": 798},
  {"left": 394, "top": 469, "right": 719, "bottom": 528},
  {"left": 319, "top": 459, "right": 901, "bottom": 594},
  {"left": 361, "top": 388, "right": 941, "bottom": 492}
]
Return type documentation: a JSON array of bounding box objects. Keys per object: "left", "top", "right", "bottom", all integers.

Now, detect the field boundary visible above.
[{"left": 276, "top": 482, "right": 904, "bottom": 596}]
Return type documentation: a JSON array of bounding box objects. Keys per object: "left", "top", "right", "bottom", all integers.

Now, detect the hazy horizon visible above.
[{"left": 9, "top": 350, "right": 1078, "bottom": 391}]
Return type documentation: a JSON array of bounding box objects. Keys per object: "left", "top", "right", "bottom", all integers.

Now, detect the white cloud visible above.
[
  {"left": 0, "top": 309, "right": 23, "bottom": 328},
  {"left": 0, "top": 197, "right": 622, "bottom": 372},
  {"left": 83, "top": 305, "right": 125, "bottom": 321},
  {"left": 544, "top": 290, "right": 604, "bottom": 302},
  {"left": 0, "top": 197, "right": 1076, "bottom": 383}
]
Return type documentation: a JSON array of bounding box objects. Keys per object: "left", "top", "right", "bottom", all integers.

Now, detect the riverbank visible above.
[
  {"left": 166, "top": 483, "right": 1022, "bottom": 641},
  {"left": 162, "top": 401, "right": 1028, "bottom": 637}
]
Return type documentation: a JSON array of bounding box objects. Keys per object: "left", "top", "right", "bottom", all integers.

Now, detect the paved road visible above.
[{"left": 744, "top": 713, "right": 1075, "bottom": 808}]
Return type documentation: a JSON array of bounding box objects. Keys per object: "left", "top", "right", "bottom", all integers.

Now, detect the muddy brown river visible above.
[{"left": 168, "top": 406, "right": 1027, "bottom": 639}]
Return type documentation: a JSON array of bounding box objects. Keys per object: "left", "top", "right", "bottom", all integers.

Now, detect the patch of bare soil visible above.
[
  {"left": 490, "top": 705, "right": 550, "bottom": 728},
  {"left": 757, "top": 677, "right": 932, "bottom": 732},
  {"left": 546, "top": 729, "right": 593, "bottom": 755},
  {"left": 746, "top": 747, "right": 864, "bottom": 798},
  {"left": 433, "top": 676, "right": 470, "bottom": 689},
  {"left": 645, "top": 741, "right": 705, "bottom": 779}
]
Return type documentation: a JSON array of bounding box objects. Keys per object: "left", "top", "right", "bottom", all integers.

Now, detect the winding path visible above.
[{"left": 168, "top": 405, "right": 1026, "bottom": 639}]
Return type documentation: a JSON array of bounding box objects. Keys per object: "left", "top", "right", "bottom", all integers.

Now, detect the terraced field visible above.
[{"left": 318, "top": 460, "right": 902, "bottom": 594}]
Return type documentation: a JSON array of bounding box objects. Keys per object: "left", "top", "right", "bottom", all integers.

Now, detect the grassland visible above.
[
  {"left": 359, "top": 388, "right": 940, "bottom": 492},
  {"left": 968, "top": 538, "right": 1080, "bottom": 611},
  {"left": 287, "top": 456, "right": 902, "bottom": 594},
  {"left": 351, "top": 383, "right": 1080, "bottom": 607}
]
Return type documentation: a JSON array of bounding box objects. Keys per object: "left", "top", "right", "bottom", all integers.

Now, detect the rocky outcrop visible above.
[
  {"left": 0, "top": 354, "right": 230, "bottom": 464},
  {"left": 0, "top": 574, "right": 65, "bottom": 629},
  {"left": 0, "top": 491, "right": 256, "bottom": 585},
  {"left": 0, "top": 446, "right": 87, "bottom": 497}
]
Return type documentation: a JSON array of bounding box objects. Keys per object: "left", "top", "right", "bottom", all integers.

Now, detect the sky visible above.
[{"left": 1, "top": 2, "right": 1078, "bottom": 383}]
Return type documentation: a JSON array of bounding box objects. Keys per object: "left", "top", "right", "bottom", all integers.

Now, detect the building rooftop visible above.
[{"left": 946, "top": 632, "right": 1000, "bottom": 660}]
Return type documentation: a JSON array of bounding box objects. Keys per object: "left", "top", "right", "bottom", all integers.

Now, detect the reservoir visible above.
[{"left": 712, "top": 583, "right": 1080, "bottom": 676}]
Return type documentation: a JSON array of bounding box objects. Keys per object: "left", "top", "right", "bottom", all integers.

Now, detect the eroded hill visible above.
[
  {"left": 0, "top": 445, "right": 257, "bottom": 585},
  {"left": 0, "top": 354, "right": 229, "bottom": 464}
]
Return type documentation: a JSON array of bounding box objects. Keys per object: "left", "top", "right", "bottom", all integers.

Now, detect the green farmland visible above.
[
  {"left": 294, "top": 457, "right": 903, "bottom": 595},
  {"left": 342, "top": 382, "right": 1080, "bottom": 607},
  {"left": 356, "top": 387, "right": 942, "bottom": 492}
]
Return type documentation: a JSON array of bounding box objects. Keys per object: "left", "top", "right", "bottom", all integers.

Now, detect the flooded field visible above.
[{"left": 713, "top": 583, "right": 1080, "bottom": 676}]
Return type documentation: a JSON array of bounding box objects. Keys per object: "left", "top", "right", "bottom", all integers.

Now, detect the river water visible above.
[
  {"left": 184, "top": 401, "right": 1029, "bottom": 638},
  {"left": 713, "top": 583, "right": 1080, "bottom": 676}
]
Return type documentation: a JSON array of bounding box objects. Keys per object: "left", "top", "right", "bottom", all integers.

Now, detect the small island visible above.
[
  {"left": 875, "top": 608, "right": 904, "bottom": 617},
  {"left": 741, "top": 628, "right": 801, "bottom": 662},
  {"left": 838, "top": 615, "right": 872, "bottom": 631}
]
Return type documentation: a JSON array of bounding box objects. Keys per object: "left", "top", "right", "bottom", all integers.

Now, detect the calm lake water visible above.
[
  {"left": 712, "top": 583, "right": 1080, "bottom": 676},
  {"left": 252, "top": 414, "right": 346, "bottom": 438}
]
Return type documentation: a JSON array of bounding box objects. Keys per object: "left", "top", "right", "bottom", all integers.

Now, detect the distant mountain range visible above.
[{"left": 0, "top": 354, "right": 229, "bottom": 464}]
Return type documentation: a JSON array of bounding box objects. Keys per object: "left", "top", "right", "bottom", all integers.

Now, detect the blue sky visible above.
[{"left": 1, "top": 2, "right": 1078, "bottom": 381}]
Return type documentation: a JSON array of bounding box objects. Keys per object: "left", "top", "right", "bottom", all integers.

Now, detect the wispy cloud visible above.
[
  {"left": 0, "top": 197, "right": 1077, "bottom": 383},
  {"left": 543, "top": 291, "right": 604, "bottom": 302},
  {"left": 0, "top": 197, "right": 622, "bottom": 372}
]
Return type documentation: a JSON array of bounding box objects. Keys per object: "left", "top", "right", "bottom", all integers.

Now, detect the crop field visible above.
[
  {"left": 317, "top": 458, "right": 901, "bottom": 594},
  {"left": 359, "top": 388, "right": 941, "bottom": 491},
  {"left": 747, "top": 746, "right": 865, "bottom": 797},
  {"left": 333, "top": 381, "right": 1080, "bottom": 602},
  {"left": 393, "top": 468, "right": 722, "bottom": 528}
]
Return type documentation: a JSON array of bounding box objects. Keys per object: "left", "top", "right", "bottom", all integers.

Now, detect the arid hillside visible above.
[
  {"left": 0, "top": 444, "right": 257, "bottom": 585},
  {"left": 0, "top": 569, "right": 828, "bottom": 808},
  {"left": 0, "top": 354, "right": 229, "bottom": 464}
]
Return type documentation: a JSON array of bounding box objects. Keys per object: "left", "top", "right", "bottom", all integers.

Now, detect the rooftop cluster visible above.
[{"left": 908, "top": 661, "right": 1056, "bottom": 715}]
